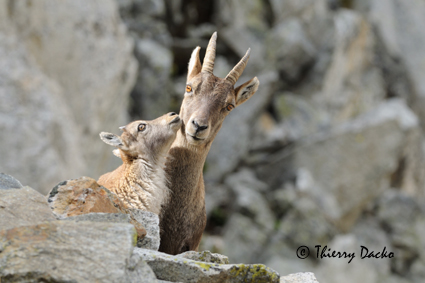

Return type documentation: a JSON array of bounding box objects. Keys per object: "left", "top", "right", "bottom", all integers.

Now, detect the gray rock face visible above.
[
  {"left": 0, "top": 221, "right": 158, "bottom": 283},
  {"left": 222, "top": 214, "right": 269, "bottom": 264},
  {"left": 368, "top": 0, "right": 425, "bottom": 129},
  {"left": 0, "top": 26, "right": 84, "bottom": 194},
  {"left": 257, "top": 99, "right": 421, "bottom": 232},
  {"left": 0, "top": 0, "right": 137, "bottom": 194},
  {"left": 128, "top": 209, "right": 160, "bottom": 250},
  {"left": 0, "top": 185, "right": 56, "bottom": 231},
  {"left": 0, "top": 173, "right": 23, "bottom": 190},
  {"left": 133, "top": 248, "right": 280, "bottom": 283}
]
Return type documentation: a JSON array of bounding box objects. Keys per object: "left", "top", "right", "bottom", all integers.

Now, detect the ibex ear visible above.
[
  {"left": 99, "top": 132, "right": 128, "bottom": 150},
  {"left": 187, "top": 46, "right": 201, "bottom": 82},
  {"left": 234, "top": 77, "right": 260, "bottom": 107}
]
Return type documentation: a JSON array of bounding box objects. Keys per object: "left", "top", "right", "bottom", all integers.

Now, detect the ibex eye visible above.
[
  {"left": 138, "top": 123, "right": 146, "bottom": 132},
  {"left": 226, "top": 104, "right": 234, "bottom": 111},
  {"left": 186, "top": 85, "right": 192, "bottom": 92}
]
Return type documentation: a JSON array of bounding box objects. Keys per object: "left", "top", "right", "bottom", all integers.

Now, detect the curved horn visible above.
[
  {"left": 225, "top": 48, "right": 251, "bottom": 85},
  {"left": 201, "top": 32, "right": 217, "bottom": 74}
]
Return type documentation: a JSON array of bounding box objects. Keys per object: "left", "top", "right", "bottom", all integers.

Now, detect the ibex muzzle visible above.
[{"left": 160, "top": 32, "right": 260, "bottom": 254}]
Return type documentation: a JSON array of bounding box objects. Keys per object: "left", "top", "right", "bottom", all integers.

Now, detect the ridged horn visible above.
[
  {"left": 225, "top": 48, "right": 251, "bottom": 85},
  {"left": 201, "top": 32, "right": 217, "bottom": 74}
]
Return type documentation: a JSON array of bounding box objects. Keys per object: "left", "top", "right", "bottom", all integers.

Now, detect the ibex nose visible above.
[
  {"left": 192, "top": 119, "right": 208, "bottom": 132},
  {"left": 169, "top": 112, "right": 177, "bottom": 116}
]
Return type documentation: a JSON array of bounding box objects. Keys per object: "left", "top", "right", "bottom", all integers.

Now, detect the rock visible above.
[
  {"left": 0, "top": 185, "right": 56, "bottom": 231},
  {"left": 266, "top": 256, "right": 315, "bottom": 282},
  {"left": 64, "top": 212, "right": 131, "bottom": 224},
  {"left": 257, "top": 99, "right": 421, "bottom": 231},
  {"left": 275, "top": 197, "right": 337, "bottom": 250},
  {"left": 315, "top": 235, "right": 380, "bottom": 283},
  {"left": 352, "top": 218, "right": 392, "bottom": 276},
  {"left": 177, "top": 250, "right": 229, "bottom": 264},
  {"left": 0, "top": 173, "right": 23, "bottom": 190},
  {"left": 375, "top": 189, "right": 424, "bottom": 275},
  {"left": 280, "top": 272, "right": 319, "bottom": 283},
  {"left": 7, "top": 0, "right": 138, "bottom": 183},
  {"left": 205, "top": 183, "right": 231, "bottom": 217},
  {"left": 266, "top": 19, "right": 316, "bottom": 83},
  {"left": 368, "top": 0, "right": 425, "bottom": 129},
  {"left": 132, "top": 248, "right": 280, "bottom": 283},
  {"left": 47, "top": 177, "right": 127, "bottom": 218},
  {"left": 130, "top": 38, "right": 173, "bottom": 119},
  {"left": 224, "top": 168, "right": 275, "bottom": 233},
  {"left": 47, "top": 177, "right": 147, "bottom": 241},
  {"left": 222, "top": 214, "right": 268, "bottom": 264},
  {"left": 128, "top": 208, "right": 160, "bottom": 250},
  {"left": 319, "top": 10, "right": 386, "bottom": 123},
  {"left": 0, "top": 27, "right": 84, "bottom": 194},
  {"left": 0, "top": 221, "right": 157, "bottom": 282}
]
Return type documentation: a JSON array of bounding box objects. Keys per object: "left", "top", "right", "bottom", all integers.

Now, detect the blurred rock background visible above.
[{"left": 1, "top": 0, "right": 425, "bottom": 282}]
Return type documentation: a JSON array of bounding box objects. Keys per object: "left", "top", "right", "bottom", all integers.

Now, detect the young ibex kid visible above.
[{"left": 98, "top": 112, "right": 181, "bottom": 215}]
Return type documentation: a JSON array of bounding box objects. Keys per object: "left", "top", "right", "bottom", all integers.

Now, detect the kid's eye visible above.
[
  {"left": 186, "top": 85, "right": 192, "bottom": 92},
  {"left": 138, "top": 123, "right": 146, "bottom": 131},
  {"left": 226, "top": 104, "right": 234, "bottom": 111}
]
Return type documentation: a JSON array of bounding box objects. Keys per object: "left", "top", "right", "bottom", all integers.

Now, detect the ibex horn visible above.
[
  {"left": 201, "top": 32, "right": 217, "bottom": 74},
  {"left": 225, "top": 48, "right": 251, "bottom": 85}
]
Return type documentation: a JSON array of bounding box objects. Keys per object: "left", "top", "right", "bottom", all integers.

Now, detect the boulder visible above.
[
  {"left": 0, "top": 173, "right": 23, "bottom": 190},
  {"left": 128, "top": 208, "right": 160, "bottom": 250},
  {"left": 0, "top": 221, "right": 158, "bottom": 282},
  {"left": 280, "top": 272, "right": 319, "bottom": 283},
  {"left": 132, "top": 248, "right": 280, "bottom": 283},
  {"left": 47, "top": 177, "right": 147, "bottom": 240},
  {"left": 0, "top": 182, "right": 56, "bottom": 231}
]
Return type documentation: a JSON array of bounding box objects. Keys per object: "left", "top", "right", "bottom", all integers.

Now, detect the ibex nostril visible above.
[{"left": 193, "top": 120, "right": 208, "bottom": 131}]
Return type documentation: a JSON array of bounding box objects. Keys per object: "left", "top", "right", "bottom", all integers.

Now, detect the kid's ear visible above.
[
  {"left": 234, "top": 77, "right": 260, "bottom": 107},
  {"left": 187, "top": 46, "right": 202, "bottom": 82},
  {"left": 99, "top": 132, "right": 128, "bottom": 150}
]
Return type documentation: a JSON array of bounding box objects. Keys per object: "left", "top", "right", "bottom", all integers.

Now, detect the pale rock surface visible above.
[
  {"left": 133, "top": 248, "right": 280, "bottom": 283},
  {"left": 0, "top": 183, "right": 56, "bottom": 231}
]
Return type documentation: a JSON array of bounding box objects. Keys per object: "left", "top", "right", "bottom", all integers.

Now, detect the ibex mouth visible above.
[
  {"left": 169, "top": 116, "right": 181, "bottom": 124},
  {"left": 188, "top": 134, "right": 205, "bottom": 142}
]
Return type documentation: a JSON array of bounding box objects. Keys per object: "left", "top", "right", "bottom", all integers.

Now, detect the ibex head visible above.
[
  {"left": 180, "top": 32, "right": 260, "bottom": 146},
  {"left": 100, "top": 112, "right": 181, "bottom": 162}
]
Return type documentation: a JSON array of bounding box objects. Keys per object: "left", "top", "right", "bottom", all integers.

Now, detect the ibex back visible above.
[{"left": 159, "top": 32, "right": 260, "bottom": 254}]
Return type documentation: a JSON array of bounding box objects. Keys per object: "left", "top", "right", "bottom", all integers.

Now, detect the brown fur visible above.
[
  {"left": 98, "top": 112, "right": 181, "bottom": 215},
  {"left": 159, "top": 33, "right": 260, "bottom": 254}
]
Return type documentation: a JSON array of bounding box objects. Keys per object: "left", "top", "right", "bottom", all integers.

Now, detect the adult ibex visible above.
[{"left": 160, "top": 32, "right": 260, "bottom": 254}]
